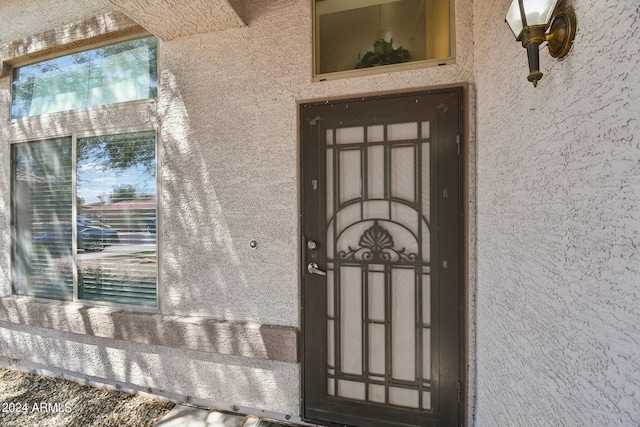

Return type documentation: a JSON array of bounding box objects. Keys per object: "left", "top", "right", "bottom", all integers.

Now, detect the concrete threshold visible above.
[{"left": 155, "top": 405, "right": 310, "bottom": 427}]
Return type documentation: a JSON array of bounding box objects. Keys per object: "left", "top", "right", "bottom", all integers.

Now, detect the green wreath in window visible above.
[{"left": 355, "top": 38, "right": 412, "bottom": 69}]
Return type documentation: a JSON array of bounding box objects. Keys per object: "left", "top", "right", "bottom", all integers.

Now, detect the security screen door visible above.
[{"left": 301, "top": 89, "right": 462, "bottom": 427}]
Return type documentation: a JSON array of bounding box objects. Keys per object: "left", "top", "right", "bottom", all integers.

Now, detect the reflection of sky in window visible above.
[
  {"left": 77, "top": 161, "right": 156, "bottom": 204},
  {"left": 12, "top": 36, "right": 157, "bottom": 118},
  {"left": 76, "top": 130, "right": 156, "bottom": 205}
]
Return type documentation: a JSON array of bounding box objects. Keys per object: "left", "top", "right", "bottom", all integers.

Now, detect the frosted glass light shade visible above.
[{"left": 506, "top": 0, "right": 559, "bottom": 39}]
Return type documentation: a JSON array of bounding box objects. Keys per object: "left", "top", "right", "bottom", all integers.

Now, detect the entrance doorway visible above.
[{"left": 301, "top": 88, "right": 464, "bottom": 427}]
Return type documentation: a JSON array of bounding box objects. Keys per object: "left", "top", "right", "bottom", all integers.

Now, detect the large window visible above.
[
  {"left": 314, "top": 0, "right": 454, "bottom": 79},
  {"left": 11, "top": 131, "right": 158, "bottom": 308},
  {"left": 11, "top": 36, "right": 157, "bottom": 119}
]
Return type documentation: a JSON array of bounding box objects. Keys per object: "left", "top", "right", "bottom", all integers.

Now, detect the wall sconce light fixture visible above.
[{"left": 506, "top": 0, "right": 576, "bottom": 87}]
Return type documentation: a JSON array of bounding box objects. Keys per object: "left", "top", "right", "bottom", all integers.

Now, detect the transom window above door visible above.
[{"left": 313, "top": 0, "right": 454, "bottom": 80}]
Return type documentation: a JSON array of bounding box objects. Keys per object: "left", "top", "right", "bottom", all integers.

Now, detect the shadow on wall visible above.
[
  {"left": 0, "top": 320, "right": 297, "bottom": 413},
  {"left": 0, "top": 288, "right": 299, "bottom": 410},
  {"left": 158, "top": 70, "right": 262, "bottom": 325},
  {"left": 2, "top": 54, "right": 299, "bottom": 417},
  {"left": 2, "top": 6, "right": 302, "bottom": 413},
  {"left": 156, "top": 42, "right": 299, "bottom": 326}
]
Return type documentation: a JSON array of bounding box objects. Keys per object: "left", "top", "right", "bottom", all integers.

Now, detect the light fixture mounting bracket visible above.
[{"left": 546, "top": 7, "right": 577, "bottom": 58}]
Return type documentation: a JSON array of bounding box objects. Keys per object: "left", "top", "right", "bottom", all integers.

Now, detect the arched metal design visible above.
[
  {"left": 338, "top": 220, "right": 418, "bottom": 263},
  {"left": 323, "top": 119, "right": 433, "bottom": 412},
  {"left": 327, "top": 200, "right": 431, "bottom": 264}
]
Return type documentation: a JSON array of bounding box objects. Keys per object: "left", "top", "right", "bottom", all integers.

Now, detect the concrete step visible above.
[{"left": 155, "top": 405, "right": 309, "bottom": 427}]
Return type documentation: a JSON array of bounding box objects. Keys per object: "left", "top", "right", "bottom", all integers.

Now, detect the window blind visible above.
[
  {"left": 12, "top": 138, "right": 74, "bottom": 300},
  {"left": 11, "top": 131, "right": 157, "bottom": 308}
]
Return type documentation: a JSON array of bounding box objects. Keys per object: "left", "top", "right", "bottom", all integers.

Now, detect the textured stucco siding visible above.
[
  {"left": 157, "top": 0, "right": 475, "bottom": 325},
  {"left": 0, "top": 0, "right": 113, "bottom": 43},
  {"left": 107, "top": 0, "right": 246, "bottom": 40},
  {"left": 473, "top": 0, "right": 640, "bottom": 425},
  {"left": 0, "top": 0, "right": 476, "bottom": 418},
  {"left": 0, "top": 324, "right": 298, "bottom": 415}
]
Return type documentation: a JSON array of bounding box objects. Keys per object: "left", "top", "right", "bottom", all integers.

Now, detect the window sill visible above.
[
  {"left": 0, "top": 296, "right": 298, "bottom": 364},
  {"left": 313, "top": 57, "right": 456, "bottom": 82}
]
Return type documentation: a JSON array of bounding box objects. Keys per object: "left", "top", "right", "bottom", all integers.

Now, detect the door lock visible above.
[{"left": 307, "top": 263, "right": 327, "bottom": 276}]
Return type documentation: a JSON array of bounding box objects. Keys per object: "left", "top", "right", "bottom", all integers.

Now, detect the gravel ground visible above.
[{"left": 0, "top": 368, "right": 175, "bottom": 427}]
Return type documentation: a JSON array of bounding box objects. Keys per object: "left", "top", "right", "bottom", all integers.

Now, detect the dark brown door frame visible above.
[{"left": 299, "top": 85, "right": 469, "bottom": 427}]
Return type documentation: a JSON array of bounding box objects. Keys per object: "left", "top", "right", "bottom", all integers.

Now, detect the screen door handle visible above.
[{"left": 307, "top": 263, "right": 327, "bottom": 276}]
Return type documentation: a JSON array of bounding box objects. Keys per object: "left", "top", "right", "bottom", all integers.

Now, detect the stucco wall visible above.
[
  {"left": 0, "top": 0, "right": 113, "bottom": 43},
  {"left": 473, "top": 0, "right": 640, "bottom": 425},
  {"left": 159, "top": 0, "right": 474, "bottom": 325},
  {"left": 0, "top": 324, "right": 298, "bottom": 413},
  {"left": 0, "top": 0, "right": 476, "bottom": 418}
]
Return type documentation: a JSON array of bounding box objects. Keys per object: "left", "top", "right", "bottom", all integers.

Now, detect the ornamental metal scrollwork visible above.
[{"left": 338, "top": 221, "right": 418, "bottom": 263}]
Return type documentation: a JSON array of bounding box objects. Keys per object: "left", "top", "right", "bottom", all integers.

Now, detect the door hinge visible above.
[
  {"left": 456, "top": 134, "right": 461, "bottom": 156},
  {"left": 457, "top": 382, "right": 462, "bottom": 402}
]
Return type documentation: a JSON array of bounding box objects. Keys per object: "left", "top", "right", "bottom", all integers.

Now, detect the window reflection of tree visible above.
[
  {"left": 11, "top": 36, "right": 157, "bottom": 118},
  {"left": 77, "top": 132, "right": 156, "bottom": 174}
]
